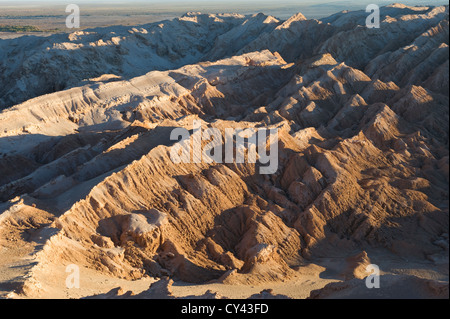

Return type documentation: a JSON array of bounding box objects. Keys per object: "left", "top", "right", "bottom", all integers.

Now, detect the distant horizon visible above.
[{"left": 0, "top": 1, "right": 448, "bottom": 19}]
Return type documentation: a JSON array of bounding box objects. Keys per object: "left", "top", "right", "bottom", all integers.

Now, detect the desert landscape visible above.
[{"left": 0, "top": 2, "right": 448, "bottom": 300}]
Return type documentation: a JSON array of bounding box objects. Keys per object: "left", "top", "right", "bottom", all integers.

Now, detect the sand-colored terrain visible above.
[{"left": 0, "top": 4, "right": 448, "bottom": 299}]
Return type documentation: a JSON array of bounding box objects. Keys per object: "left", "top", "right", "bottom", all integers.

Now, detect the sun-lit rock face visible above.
[{"left": 0, "top": 4, "right": 448, "bottom": 299}]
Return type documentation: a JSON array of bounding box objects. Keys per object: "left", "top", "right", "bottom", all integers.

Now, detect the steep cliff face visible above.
[{"left": 0, "top": 4, "right": 448, "bottom": 298}]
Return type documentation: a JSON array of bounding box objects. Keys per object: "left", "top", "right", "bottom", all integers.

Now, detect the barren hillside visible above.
[{"left": 0, "top": 3, "right": 448, "bottom": 299}]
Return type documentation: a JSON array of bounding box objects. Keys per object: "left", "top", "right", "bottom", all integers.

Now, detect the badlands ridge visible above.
[{"left": 0, "top": 3, "right": 448, "bottom": 298}]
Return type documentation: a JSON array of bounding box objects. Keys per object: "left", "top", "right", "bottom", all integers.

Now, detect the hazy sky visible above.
[{"left": 0, "top": 0, "right": 448, "bottom": 19}]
